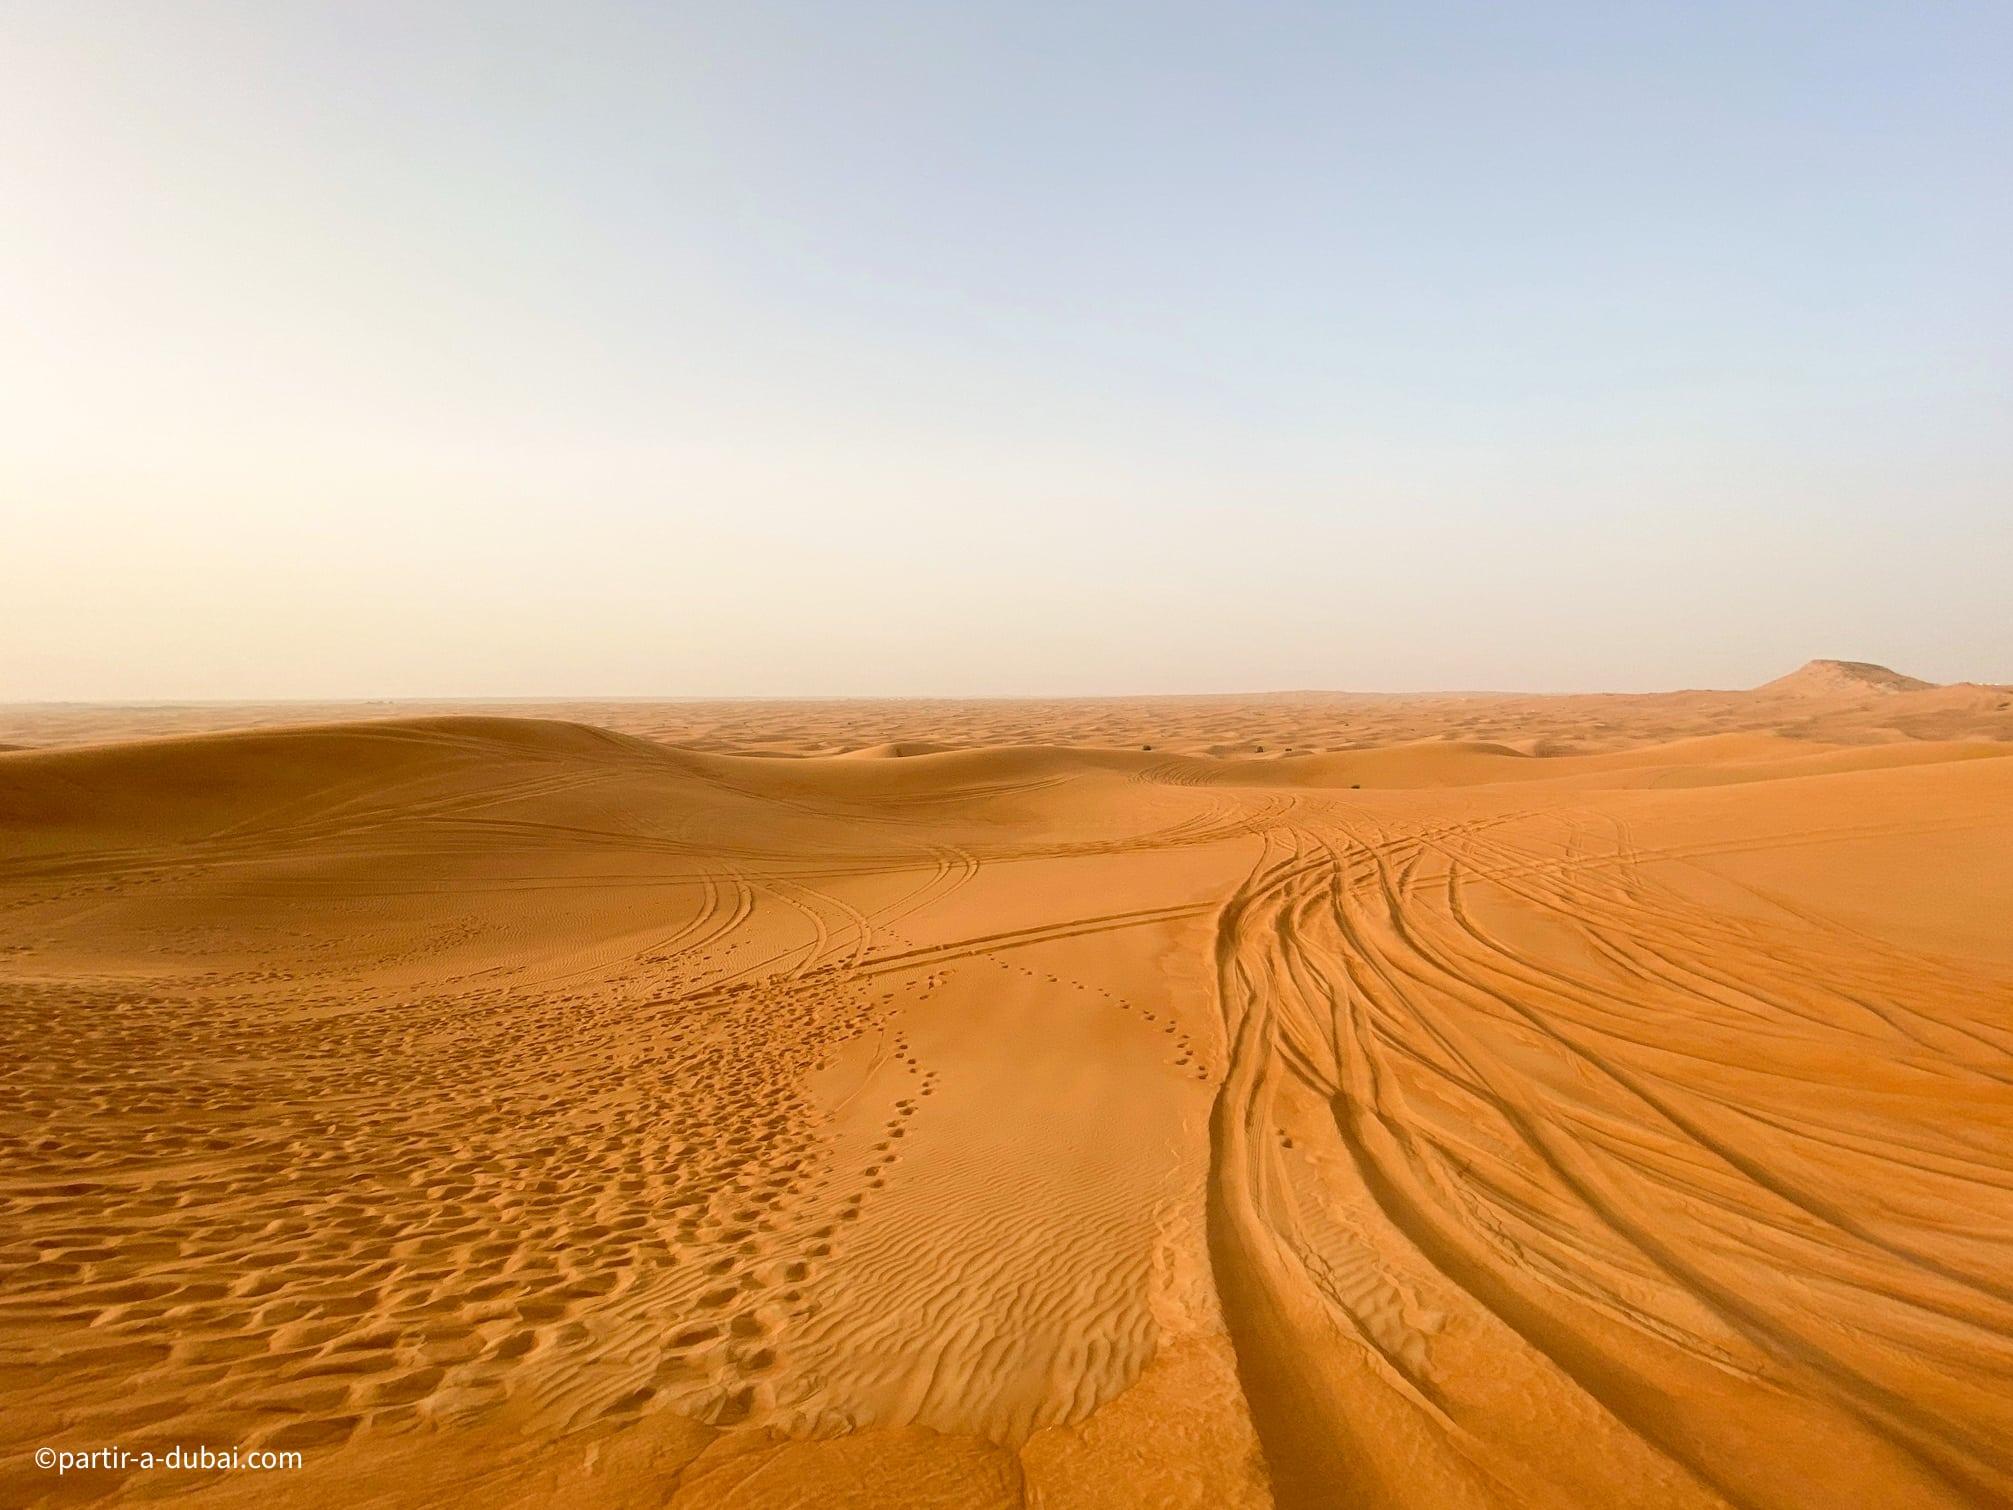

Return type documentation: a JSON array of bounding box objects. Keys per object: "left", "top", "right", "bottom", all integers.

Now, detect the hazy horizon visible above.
[
  {"left": 6, "top": 2, "right": 2010, "bottom": 701},
  {"left": 0, "top": 654, "right": 1996, "bottom": 707}
]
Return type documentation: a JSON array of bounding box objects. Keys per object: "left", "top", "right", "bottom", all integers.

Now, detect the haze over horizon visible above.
[
  {"left": 1, "top": 656, "right": 2001, "bottom": 709},
  {"left": 6, "top": 2, "right": 2010, "bottom": 700}
]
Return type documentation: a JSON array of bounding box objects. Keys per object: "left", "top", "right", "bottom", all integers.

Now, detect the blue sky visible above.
[{"left": 4, "top": 2, "right": 2008, "bottom": 696}]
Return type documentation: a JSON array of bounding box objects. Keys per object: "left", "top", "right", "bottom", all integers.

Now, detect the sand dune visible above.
[
  {"left": 1756, "top": 657, "right": 1938, "bottom": 697},
  {"left": 7, "top": 659, "right": 2012, "bottom": 758},
  {"left": 3, "top": 670, "right": 2011, "bottom": 1506}
]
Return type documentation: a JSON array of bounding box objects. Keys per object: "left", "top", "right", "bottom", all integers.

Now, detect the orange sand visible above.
[{"left": 3, "top": 662, "right": 2010, "bottom": 1507}]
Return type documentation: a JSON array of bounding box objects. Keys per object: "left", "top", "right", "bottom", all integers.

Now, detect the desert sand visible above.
[{"left": 3, "top": 661, "right": 2011, "bottom": 1507}]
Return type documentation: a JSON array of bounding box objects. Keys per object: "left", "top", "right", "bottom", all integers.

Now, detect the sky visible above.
[{"left": 3, "top": 1, "right": 2009, "bottom": 699}]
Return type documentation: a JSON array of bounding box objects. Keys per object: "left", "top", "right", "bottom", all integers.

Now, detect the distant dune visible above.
[
  {"left": 3, "top": 669, "right": 2011, "bottom": 1507},
  {"left": 1756, "top": 657, "right": 1938, "bottom": 695},
  {"left": 4, "top": 659, "right": 2011, "bottom": 756}
]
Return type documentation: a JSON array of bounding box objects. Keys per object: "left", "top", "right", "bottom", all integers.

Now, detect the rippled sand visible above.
[{"left": 4, "top": 665, "right": 2010, "bottom": 1507}]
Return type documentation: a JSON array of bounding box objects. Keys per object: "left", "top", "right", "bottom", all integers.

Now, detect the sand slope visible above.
[{"left": 3, "top": 683, "right": 2011, "bottom": 1506}]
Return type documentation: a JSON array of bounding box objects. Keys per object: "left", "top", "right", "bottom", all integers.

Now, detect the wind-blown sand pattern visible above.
[{"left": 3, "top": 663, "right": 2011, "bottom": 1507}]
